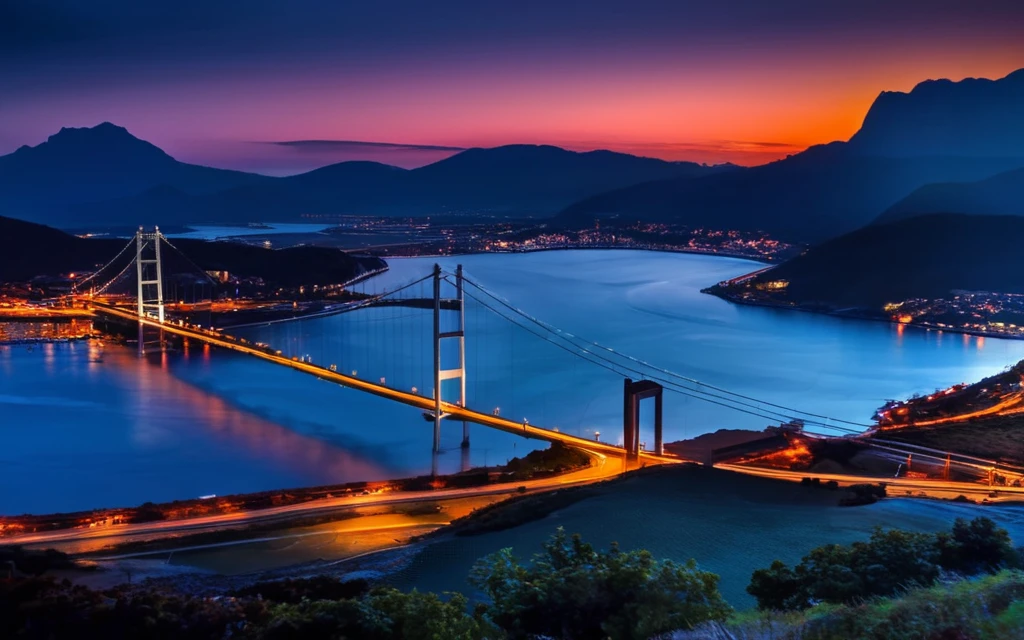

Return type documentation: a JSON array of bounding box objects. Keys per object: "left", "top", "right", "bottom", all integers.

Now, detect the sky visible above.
[{"left": 2, "top": 0, "right": 1023, "bottom": 174}]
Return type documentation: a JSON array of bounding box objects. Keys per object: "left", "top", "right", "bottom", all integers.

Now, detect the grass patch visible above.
[
  {"left": 683, "top": 570, "right": 1024, "bottom": 639},
  {"left": 876, "top": 415, "right": 1024, "bottom": 465}
]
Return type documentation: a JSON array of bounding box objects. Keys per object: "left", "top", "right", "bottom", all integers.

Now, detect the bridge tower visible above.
[
  {"left": 623, "top": 378, "right": 664, "bottom": 458},
  {"left": 135, "top": 227, "right": 166, "bottom": 355},
  {"left": 135, "top": 227, "right": 165, "bottom": 323},
  {"left": 432, "top": 264, "right": 468, "bottom": 453}
]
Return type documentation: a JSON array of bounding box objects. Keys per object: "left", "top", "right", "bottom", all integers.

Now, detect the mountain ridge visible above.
[
  {"left": 559, "top": 68, "right": 1024, "bottom": 242},
  {"left": 0, "top": 125, "right": 730, "bottom": 227},
  {"left": 876, "top": 166, "right": 1024, "bottom": 224}
]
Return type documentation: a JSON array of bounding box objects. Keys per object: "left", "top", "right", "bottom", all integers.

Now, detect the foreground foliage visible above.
[
  {"left": 747, "top": 516, "right": 1020, "bottom": 611},
  {"left": 4, "top": 521, "right": 1023, "bottom": 639},
  {"left": 689, "top": 570, "right": 1024, "bottom": 640},
  {"left": 2, "top": 529, "right": 727, "bottom": 640},
  {"left": 470, "top": 527, "right": 731, "bottom": 639}
]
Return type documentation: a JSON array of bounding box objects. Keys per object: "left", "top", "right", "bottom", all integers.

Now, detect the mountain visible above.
[
  {"left": 0, "top": 125, "right": 727, "bottom": 227},
  {"left": 77, "top": 144, "right": 726, "bottom": 225},
  {"left": 847, "top": 69, "right": 1024, "bottom": 157},
  {"left": 560, "top": 69, "right": 1024, "bottom": 242},
  {"left": 0, "top": 215, "right": 383, "bottom": 287},
  {"left": 0, "top": 123, "right": 266, "bottom": 224},
  {"left": 876, "top": 167, "right": 1024, "bottom": 224},
  {"left": 727, "top": 214, "right": 1024, "bottom": 309}
]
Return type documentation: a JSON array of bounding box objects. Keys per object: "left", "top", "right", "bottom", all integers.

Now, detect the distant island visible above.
[
  {"left": 706, "top": 213, "right": 1024, "bottom": 339},
  {"left": 0, "top": 215, "right": 385, "bottom": 293}
]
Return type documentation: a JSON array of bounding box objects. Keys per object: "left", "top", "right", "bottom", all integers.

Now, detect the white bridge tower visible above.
[
  {"left": 135, "top": 227, "right": 165, "bottom": 323},
  {"left": 432, "top": 264, "right": 468, "bottom": 454}
]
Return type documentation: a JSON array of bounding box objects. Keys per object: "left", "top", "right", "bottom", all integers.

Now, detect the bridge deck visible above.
[{"left": 93, "top": 304, "right": 678, "bottom": 463}]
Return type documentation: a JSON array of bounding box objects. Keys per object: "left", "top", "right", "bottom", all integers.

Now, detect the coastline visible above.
[
  {"left": 705, "top": 283, "right": 1024, "bottom": 343},
  {"left": 373, "top": 244, "right": 778, "bottom": 263}
]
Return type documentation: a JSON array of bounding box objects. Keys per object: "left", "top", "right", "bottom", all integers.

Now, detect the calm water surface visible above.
[{"left": 3, "top": 250, "right": 1023, "bottom": 514}]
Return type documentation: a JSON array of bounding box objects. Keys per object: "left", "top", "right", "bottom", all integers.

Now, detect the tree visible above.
[
  {"left": 936, "top": 516, "right": 1020, "bottom": 574},
  {"left": 747, "top": 519, "right": 1020, "bottom": 611},
  {"left": 469, "top": 528, "right": 730, "bottom": 640},
  {"left": 747, "top": 560, "right": 807, "bottom": 610},
  {"left": 748, "top": 527, "right": 939, "bottom": 610},
  {"left": 254, "top": 589, "right": 495, "bottom": 640}
]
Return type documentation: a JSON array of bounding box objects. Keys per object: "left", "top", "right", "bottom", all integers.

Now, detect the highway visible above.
[
  {"left": 92, "top": 303, "right": 679, "bottom": 464},
  {"left": 716, "top": 463, "right": 1024, "bottom": 501},
  {"left": 5, "top": 448, "right": 643, "bottom": 547}
]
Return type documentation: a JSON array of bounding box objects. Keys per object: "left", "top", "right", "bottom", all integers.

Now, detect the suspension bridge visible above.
[{"left": 67, "top": 227, "right": 1024, "bottom": 487}]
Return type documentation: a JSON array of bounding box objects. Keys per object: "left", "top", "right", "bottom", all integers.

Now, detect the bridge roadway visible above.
[{"left": 93, "top": 303, "right": 679, "bottom": 464}]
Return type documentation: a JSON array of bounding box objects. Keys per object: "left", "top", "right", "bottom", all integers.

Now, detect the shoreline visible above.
[
  {"left": 705, "top": 285, "right": 1024, "bottom": 343},
  {"left": 375, "top": 245, "right": 777, "bottom": 263}
]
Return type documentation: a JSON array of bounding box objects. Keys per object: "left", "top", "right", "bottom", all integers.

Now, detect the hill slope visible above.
[
  {"left": 560, "top": 69, "right": 1024, "bottom": 242},
  {"left": 0, "top": 215, "right": 383, "bottom": 286},
  {"left": 876, "top": 166, "right": 1024, "bottom": 224},
  {"left": 730, "top": 214, "right": 1024, "bottom": 308},
  {"left": 0, "top": 123, "right": 266, "bottom": 224}
]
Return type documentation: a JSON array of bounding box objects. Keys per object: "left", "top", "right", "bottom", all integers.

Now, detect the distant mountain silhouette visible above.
[
  {"left": 733, "top": 214, "right": 1024, "bottom": 309},
  {"left": 847, "top": 69, "right": 1024, "bottom": 157},
  {"left": 0, "top": 125, "right": 727, "bottom": 227},
  {"left": 561, "top": 69, "right": 1024, "bottom": 242},
  {"left": 0, "top": 123, "right": 266, "bottom": 224},
  {"left": 876, "top": 167, "right": 1024, "bottom": 224},
  {"left": 0, "top": 215, "right": 383, "bottom": 286},
  {"left": 78, "top": 144, "right": 726, "bottom": 225}
]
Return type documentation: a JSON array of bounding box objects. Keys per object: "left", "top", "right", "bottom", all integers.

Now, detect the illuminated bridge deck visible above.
[{"left": 92, "top": 303, "right": 680, "bottom": 464}]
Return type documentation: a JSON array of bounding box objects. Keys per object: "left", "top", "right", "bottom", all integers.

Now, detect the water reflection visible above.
[{"left": 0, "top": 340, "right": 389, "bottom": 513}]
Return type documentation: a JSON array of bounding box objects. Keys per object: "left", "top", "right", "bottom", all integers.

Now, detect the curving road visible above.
[{"left": 5, "top": 449, "right": 652, "bottom": 547}]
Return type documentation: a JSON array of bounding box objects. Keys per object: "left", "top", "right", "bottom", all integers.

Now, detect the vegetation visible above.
[
  {"left": 877, "top": 413, "right": 1024, "bottom": 465},
  {"left": 469, "top": 527, "right": 731, "bottom": 639},
  {"left": 5, "top": 522, "right": 1024, "bottom": 639},
  {"left": 0, "top": 545, "right": 75, "bottom": 576},
  {"left": 837, "top": 483, "right": 887, "bottom": 507},
  {"left": 0, "top": 215, "right": 383, "bottom": 286},
  {"left": 691, "top": 570, "right": 1024, "bottom": 640},
  {"left": 2, "top": 530, "right": 729, "bottom": 640},
  {"left": 747, "top": 517, "right": 1020, "bottom": 611},
  {"left": 502, "top": 442, "right": 592, "bottom": 479}
]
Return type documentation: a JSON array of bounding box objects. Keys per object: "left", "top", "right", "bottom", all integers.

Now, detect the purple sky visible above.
[{"left": 2, "top": 1, "right": 1023, "bottom": 174}]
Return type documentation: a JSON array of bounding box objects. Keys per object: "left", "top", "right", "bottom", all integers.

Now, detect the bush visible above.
[
  {"left": 748, "top": 517, "right": 1017, "bottom": 610},
  {"left": 0, "top": 546, "right": 75, "bottom": 576},
  {"left": 716, "top": 570, "right": 1024, "bottom": 640},
  {"left": 470, "top": 527, "right": 730, "bottom": 639},
  {"left": 252, "top": 588, "right": 494, "bottom": 640},
  {"left": 936, "top": 516, "right": 1021, "bottom": 574},
  {"left": 231, "top": 576, "right": 370, "bottom": 603}
]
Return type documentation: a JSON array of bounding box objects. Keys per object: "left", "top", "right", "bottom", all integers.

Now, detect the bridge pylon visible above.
[
  {"left": 135, "top": 227, "right": 165, "bottom": 323},
  {"left": 623, "top": 378, "right": 664, "bottom": 458},
  {"left": 135, "top": 227, "right": 166, "bottom": 355},
  {"left": 432, "top": 264, "right": 468, "bottom": 454}
]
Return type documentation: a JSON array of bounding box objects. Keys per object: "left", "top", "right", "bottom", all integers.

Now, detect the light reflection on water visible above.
[{"left": 3, "top": 250, "right": 1024, "bottom": 514}]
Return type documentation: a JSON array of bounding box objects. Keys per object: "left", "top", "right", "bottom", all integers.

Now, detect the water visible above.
[
  {"left": 165, "top": 223, "right": 333, "bottom": 240},
  {"left": 3, "top": 250, "right": 1023, "bottom": 514}
]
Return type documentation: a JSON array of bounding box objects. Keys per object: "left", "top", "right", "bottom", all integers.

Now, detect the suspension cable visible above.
[
  {"left": 455, "top": 272, "right": 872, "bottom": 432},
  {"left": 75, "top": 236, "right": 136, "bottom": 288},
  {"left": 457, "top": 281, "right": 862, "bottom": 435}
]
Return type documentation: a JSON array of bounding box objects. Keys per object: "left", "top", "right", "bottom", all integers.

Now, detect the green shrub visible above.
[
  {"left": 748, "top": 517, "right": 1016, "bottom": 611},
  {"left": 470, "top": 527, "right": 730, "bottom": 639},
  {"left": 936, "top": 516, "right": 1020, "bottom": 574}
]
